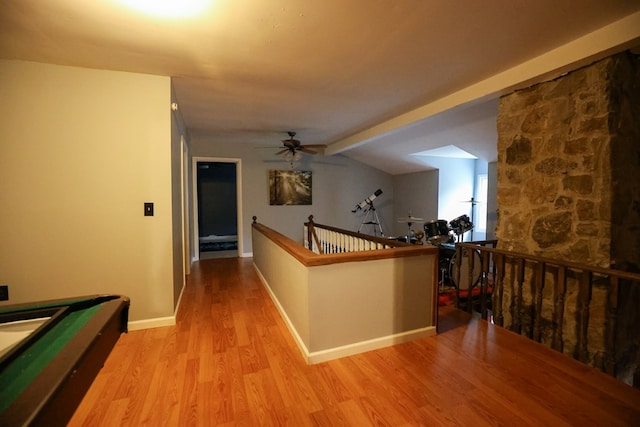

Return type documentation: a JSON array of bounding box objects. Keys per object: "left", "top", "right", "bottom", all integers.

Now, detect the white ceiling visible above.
[{"left": 2, "top": 1, "right": 639, "bottom": 174}]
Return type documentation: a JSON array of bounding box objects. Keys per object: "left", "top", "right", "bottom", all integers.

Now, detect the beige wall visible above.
[
  {"left": 0, "top": 60, "right": 175, "bottom": 323},
  {"left": 251, "top": 229, "right": 311, "bottom": 347},
  {"left": 308, "top": 255, "right": 435, "bottom": 353},
  {"left": 190, "top": 137, "right": 395, "bottom": 256}
]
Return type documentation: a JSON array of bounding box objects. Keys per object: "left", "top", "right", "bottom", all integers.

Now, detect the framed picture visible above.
[{"left": 269, "top": 170, "right": 312, "bottom": 205}]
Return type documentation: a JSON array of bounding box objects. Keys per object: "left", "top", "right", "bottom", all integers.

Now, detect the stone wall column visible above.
[{"left": 494, "top": 52, "right": 640, "bottom": 383}]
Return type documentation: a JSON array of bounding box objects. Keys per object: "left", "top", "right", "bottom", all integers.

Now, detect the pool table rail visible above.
[{"left": 0, "top": 295, "right": 130, "bottom": 427}]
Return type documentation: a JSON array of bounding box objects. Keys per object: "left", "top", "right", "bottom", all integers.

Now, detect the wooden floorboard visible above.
[{"left": 70, "top": 257, "right": 640, "bottom": 426}]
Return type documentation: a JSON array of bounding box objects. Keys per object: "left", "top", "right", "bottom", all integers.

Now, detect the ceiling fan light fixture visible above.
[
  {"left": 283, "top": 150, "right": 302, "bottom": 162},
  {"left": 275, "top": 131, "right": 325, "bottom": 164}
]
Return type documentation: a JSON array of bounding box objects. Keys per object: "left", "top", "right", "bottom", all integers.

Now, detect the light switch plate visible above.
[{"left": 144, "top": 202, "right": 154, "bottom": 216}]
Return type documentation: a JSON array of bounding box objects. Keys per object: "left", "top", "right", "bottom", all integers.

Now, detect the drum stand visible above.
[
  {"left": 397, "top": 215, "right": 425, "bottom": 244},
  {"left": 438, "top": 248, "right": 454, "bottom": 293},
  {"left": 404, "top": 221, "right": 416, "bottom": 242},
  {"left": 358, "top": 202, "right": 384, "bottom": 236},
  {"left": 439, "top": 264, "right": 448, "bottom": 293}
]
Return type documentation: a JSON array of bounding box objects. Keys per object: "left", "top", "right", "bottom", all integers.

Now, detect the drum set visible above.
[{"left": 397, "top": 214, "right": 481, "bottom": 291}]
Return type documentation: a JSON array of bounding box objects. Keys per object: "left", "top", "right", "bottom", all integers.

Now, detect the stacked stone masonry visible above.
[{"left": 495, "top": 52, "right": 640, "bottom": 383}]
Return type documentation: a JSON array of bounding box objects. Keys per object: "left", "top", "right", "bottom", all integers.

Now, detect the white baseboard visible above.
[
  {"left": 306, "top": 326, "right": 436, "bottom": 364},
  {"left": 253, "top": 264, "right": 311, "bottom": 360},
  {"left": 241, "top": 251, "right": 253, "bottom": 258},
  {"left": 128, "top": 316, "right": 176, "bottom": 331},
  {"left": 127, "top": 283, "right": 185, "bottom": 332}
]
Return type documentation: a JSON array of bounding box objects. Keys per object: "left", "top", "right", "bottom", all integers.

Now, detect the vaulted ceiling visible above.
[{"left": 2, "top": 1, "right": 639, "bottom": 174}]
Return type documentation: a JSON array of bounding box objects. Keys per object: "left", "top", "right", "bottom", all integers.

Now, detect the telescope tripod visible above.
[{"left": 357, "top": 203, "right": 384, "bottom": 236}]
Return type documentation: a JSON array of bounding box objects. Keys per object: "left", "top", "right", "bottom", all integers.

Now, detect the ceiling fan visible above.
[{"left": 276, "top": 131, "right": 325, "bottom": 161}]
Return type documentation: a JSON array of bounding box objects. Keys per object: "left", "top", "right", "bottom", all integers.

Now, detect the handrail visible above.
[
  {"left": 452, "top": 240, "right": 640, "bottom": 386},
  {"left": 457, "top": 241, "right": 640, "bottom": 279},
  {"left": 252, "top": 216, "right": 435, "bottom": 267}
]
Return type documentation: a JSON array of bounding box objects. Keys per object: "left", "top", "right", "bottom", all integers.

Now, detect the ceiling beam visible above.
[{"left": 325, "top": 11, "right": 640, "bottom": 155}]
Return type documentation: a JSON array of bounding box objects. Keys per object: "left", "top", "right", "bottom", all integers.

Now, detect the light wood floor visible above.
[{"left": 70, "top": 257, "right": 640, "bottom": 426}]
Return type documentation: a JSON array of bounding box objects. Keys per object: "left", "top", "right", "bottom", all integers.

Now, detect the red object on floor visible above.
[{"left": 438, "top": 287, "right": 492, "bottom": 307}]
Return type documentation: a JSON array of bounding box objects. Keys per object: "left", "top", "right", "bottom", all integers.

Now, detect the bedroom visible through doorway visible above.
[{"left": 196, "top": 161, "right": 238, "bottom": 259}]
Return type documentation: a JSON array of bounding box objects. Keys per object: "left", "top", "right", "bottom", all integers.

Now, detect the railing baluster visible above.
[
  {"left": 604, "top": 276, "right": 619, "bottom": 377},
  {"left": 454, "top": 245, "right": 462, "bottom": 310},
  {"left": 636, "top": 352, "right": 640, "bottom": 389},
  {"left": 494, "top": 254, "right": 505, "bottom": 326},
  {"left": 324, "top": 229, "right": 329, "bottom": 253},
  {"left": 467, "top": 248, "right": 475, "bottom": 314},
  {"left": 575, "top": 270, "right": 593, "bottom": 363},
  {"left": 325, "top": 229, "right": 330, "bottom": 254},
  {"left": 323, "top": 229, "right": 327, "bottom": 253},
  {"left": 552, "top": 266, "right": 567, "bottom": 352},
  {"left": 332, "top": 230, "right": 337, "bottom": 253},
  {"left": 480, "top": 250, "right": 490, "bottom": 320},
  {"left": 506, "top": 257, "right": 515, "bottom": 330},
  {"left": 533, "top": 261, "right": 545, "bottom": 341},
  {"left": 331, "top": 230, "right": 335, "bottom": 253},
  {"left": 514, "top": 258, "right": 525, "bottom": 335}
]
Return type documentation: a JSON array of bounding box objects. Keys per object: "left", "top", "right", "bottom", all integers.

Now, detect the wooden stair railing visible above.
[
  {"left": 452, "top": 241, "right": 640, "bottom": 387},
  {"left": 253, "top": 216, "right": 432, "bottom": 267},
  {"left": 304, "top": 215, "right": 411, "bottom": 254}
]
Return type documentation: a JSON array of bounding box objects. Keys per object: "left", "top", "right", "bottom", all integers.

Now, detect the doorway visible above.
[{"left": 192, "top": 157, "right": 243, "bottom": 261}]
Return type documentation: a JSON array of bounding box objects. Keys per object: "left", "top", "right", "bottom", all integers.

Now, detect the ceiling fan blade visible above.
[
  {"left": 299, "top": 147, "right": 317, "bottom": 154},
  {"left": 275, "top": 149, "right": 289, "bottom": 156},
  {"left": 301, "top": 144, "right": 327, "bottom": 148}
]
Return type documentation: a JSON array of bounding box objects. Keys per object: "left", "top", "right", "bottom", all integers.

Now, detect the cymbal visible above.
[{"left": 397, "top": 216, "right": 424, "bottom": 223}]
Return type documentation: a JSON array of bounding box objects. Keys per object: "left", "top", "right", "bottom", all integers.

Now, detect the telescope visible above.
[{"left": 352, "top": 189, "right": 382, "bottom": 212}]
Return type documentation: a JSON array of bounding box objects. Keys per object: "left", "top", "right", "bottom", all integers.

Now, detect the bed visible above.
[{"left": 199, "top": 234, "right": 238, "bottom": 252}]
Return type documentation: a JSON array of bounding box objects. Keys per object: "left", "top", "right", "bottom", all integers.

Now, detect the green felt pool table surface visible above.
[{"left": 0, "top": 295, "right": 129, "bottom": 426}]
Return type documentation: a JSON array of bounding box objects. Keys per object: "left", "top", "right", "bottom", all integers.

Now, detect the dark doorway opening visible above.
[{"left": 197, "top": 162, "right": 238, "bottom": 258}]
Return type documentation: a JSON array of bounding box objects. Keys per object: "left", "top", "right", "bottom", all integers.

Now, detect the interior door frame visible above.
[
  {"left": 191, "top": 157, "right": 243, "bottom": 261},
  {"left": 181, "top": 136, "right": 190, "bottom": 275}
]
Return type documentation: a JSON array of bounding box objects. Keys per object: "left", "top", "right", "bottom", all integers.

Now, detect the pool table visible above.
[{"left": 0, "top": 295, "right": 130, "bottom": 426}]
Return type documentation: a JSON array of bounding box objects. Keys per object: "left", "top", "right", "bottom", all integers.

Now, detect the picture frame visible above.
[{"left": 269, "top": 170, "right": 312, "bottom": 205}]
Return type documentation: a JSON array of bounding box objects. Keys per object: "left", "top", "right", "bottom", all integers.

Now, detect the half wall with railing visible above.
[{"left": 251, "top": 216, "right": 438, "bottom": 364}]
